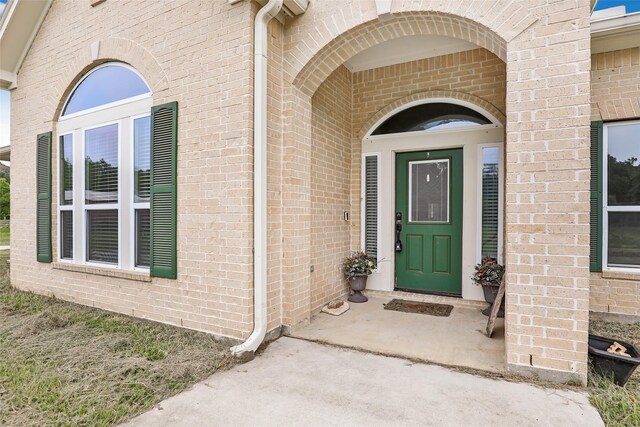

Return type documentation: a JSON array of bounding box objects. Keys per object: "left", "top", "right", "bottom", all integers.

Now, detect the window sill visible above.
[
  {"left": 52, "top": 262, "right": 152, "bottom": 282},
  {"left": 601, "top": 270, "right": 640, "bottom": 282}
]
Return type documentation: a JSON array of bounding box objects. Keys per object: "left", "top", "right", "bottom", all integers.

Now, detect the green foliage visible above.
[
  {"left": 472, "top": 257, "right": 504, "bottom": 287},
  {"left": 343, "top": 251, "right": 377, "bottom": 277},
  {"left": 0, "top": 177, "right": 9, "bottom": 219}
]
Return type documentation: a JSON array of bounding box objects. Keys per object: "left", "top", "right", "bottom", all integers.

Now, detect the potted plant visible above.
[
  {"left": 472, "top": 257, "right": 505, "bottom": 317},
  {"left": 343, "top": 251, "right": 377, "bottom": 303}
]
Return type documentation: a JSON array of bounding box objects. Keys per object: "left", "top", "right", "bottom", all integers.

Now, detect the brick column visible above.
[
  {"left": 281, "top": 85, "right": 313, "bottom": 328},
  {"left": 504, "top": 1, "right": 591, "bottom": 385}
]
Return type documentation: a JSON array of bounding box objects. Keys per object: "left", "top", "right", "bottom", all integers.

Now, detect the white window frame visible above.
[
  {"left": 476, "top": 143, "right": 504, "bottom": 264},
  {"left": 56, "top": 62, "right": 152, "bottom": 271},
  {"left": 130, "top": 113, "right": 151, "bottom": 273},
  {"left": 360, "top": 152, "right": 381, "bottom": 259},
  {"left": 81, "top": 120, "right": 122, "bottom": 269},
  {"left": 602, "top": 120, "right": 640, "bottom": 272},
  {"left": 57, "top": 132, "right": 75, "bottom": 263},
  {"left": 407, "top": 159, "right": 450, "bottom": 223}
]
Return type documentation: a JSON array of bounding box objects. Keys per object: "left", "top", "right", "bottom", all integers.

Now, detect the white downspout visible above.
[{"left": 231, "top": 0, "right": 284, "bottom": 355}]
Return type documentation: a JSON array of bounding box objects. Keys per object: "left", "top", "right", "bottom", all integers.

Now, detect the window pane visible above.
[
  {"left": 410, "top": 160, "right": 449, "bottom": 222},
  {"left": 608, "top": 212, "right": 640, "bottom": 267},
  {"left": 87, "top": 210, "right": 118, "bottom": 264},
  {"left": 85, "top": 124, "right": 118, "bottom": 204},
  {"left": 60, "top": 134, "right": 73, "bottom": 205},
  {"left": 60, "top": 210, "right": 73, "bottom": 260},
  {"left": 63, "top": 65, "right": 150, "bottom": 116},
  {"left": 607, "top": 123, "right": 640, "bottom": 206},
  {"left": 481, "top": 147, "right": 499, "bottom": 259},
  {"left": 136, "top": 209, "right": 150, "bottom": 268},
  {"left": 372, "top": 103, "right": 491, "bottom": 135},
  {"left": 134, "top": 116, "right": 151, "bottom": 203}
]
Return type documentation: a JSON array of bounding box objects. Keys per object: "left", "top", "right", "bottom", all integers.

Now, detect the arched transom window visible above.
[
  {"left": 371, "top": 102, "right": 493, "bottom": 136},
  {"left": 57, "top": 63, "right": 152, "bottom": 270}
]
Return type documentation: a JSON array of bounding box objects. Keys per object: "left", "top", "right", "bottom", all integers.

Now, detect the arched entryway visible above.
[{"left": 279, "top": 1, "right": 592, "bottom": 384}]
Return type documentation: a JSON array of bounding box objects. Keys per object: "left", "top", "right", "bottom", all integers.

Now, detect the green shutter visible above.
[
  {"left": 590, "top": 121, "right": 603, "bottom": 272},
  {"left": 150, "top": 102, "right": 178, "bottom": 278},
  {"left": 36, "top": 131, "right": 52, "bottom": 263}
]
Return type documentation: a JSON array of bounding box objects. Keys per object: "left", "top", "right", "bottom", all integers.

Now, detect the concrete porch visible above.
[{"left": 290, "top": 292, "right": 505, "bottom": 373}]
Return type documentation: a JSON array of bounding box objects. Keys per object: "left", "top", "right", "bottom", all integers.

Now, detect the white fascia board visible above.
[
  {"left": 591, "top": 11, "right": 640, "bottom": 33},
  {"left": 14, "top": 0, "right": 53, "bottom": 76},
  {"left": 0, "top": 70, "right": 17, "bottom": 90},
  {"left": 0, "top": 0, "right": 18, "bottom": 40}
]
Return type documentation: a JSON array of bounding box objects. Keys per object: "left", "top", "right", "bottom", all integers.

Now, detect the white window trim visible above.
[
  {"left": 130, "top": 113, "right": 151, "bottom": 273},
  {"left": 360, "top": 152, "right": 381, "bottom": 262},
  {"left": 476, "top": 143, "right": 504, "bottom": 264},
  {"left": 57, "top": 132, "right": 75, "bottom": 263},
  {"left": 407, "top": 158, "right": 450, "bottom": 223},
  {"left": 81, "top": 120, "right": 122, "bottom": 269},
  {"left": 602, "top": 119, "right": 640, "bottom": 272}
]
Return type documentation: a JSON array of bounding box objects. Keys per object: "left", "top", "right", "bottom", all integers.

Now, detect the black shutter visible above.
[
  {"left": 36, "top": 132, "right": 52, "bottom": 263},
  {"left": 364, "top": 155, "right": 378, "bottom": 256},
  {"left": 590, "top": 121, "right": 603, "bottom": 272},
  {"left": 150, "top": 102, "right": 178, "bottom": 278}
]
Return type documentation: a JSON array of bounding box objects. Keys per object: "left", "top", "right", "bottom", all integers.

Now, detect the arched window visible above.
[
  {"left": 371, "top": 102, "right": 492, "bottom": 136},
  {"left": 62, "top": 64, "right": 150, "bottom": 116},
  {"left": 57, "top": 63, "right": 152, "bottom": 270}
]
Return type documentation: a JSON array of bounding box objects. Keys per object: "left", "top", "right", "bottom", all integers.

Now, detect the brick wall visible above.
[
  {"left": 589, "top": 47, "right": 640, "bottom": 316},
  {"left": 591, "top": 48, "right": 640, "bottom": 121},
  {"left": 310, "top": 66, "right": 352, "bottom": 310},
  {"left": 352, "top": 49, "right": 506, "bottom": 132},
  {"left": 11, "top": 0, "right": 255, "bottom": 339}
]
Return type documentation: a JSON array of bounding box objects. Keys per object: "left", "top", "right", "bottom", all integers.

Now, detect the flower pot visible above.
[
  {"left": 348, "top": 275, "right": 368, "bottom": 303},
  {"left": 589, "top": 334, "right": 640, "bottom": 386},
  {"left": 481, "top": 284, "right": 504, "bottom": 318}
]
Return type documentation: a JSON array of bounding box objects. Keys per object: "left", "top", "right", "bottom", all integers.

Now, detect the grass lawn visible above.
[
  {"left": 0, "top": 251, "right": 238, "bottom": 426},
  {"left": 0, "top": 227, "right": 8, "bottom": 246},
  {"left": 589, "top": 319, "right": 640, "bottom": 426}
]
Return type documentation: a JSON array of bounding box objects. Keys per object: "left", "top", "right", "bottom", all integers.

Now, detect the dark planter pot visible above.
[
  {"left": 589, "top": 334, "right": 640, "bottom": 386},
  {"left": 480, "top": 283, "right": 504, "bottom": 318},
  {"left": 348, "top": 275, "right": 368, "bottom": 303}
]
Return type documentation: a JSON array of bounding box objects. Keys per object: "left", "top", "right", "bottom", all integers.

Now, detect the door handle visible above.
[{"left": 395, "top": 212, "right": 403, "bottom": 252}]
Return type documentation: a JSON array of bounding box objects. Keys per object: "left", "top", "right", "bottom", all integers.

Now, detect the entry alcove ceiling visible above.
[{"left": 344, "top": 35, "right": 479, "bottom": 73}]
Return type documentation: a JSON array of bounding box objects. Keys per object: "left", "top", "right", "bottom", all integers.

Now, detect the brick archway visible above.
[
  {"left": 49, "top": 37, "right": 168, "bottom": 121},
  {"left": 286, "top": 6, "right": 537, "bottom": 96}
]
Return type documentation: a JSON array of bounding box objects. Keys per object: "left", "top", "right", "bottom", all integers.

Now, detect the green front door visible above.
[{"left": 395, "top": 149, "right": 463, "bottom": 295}]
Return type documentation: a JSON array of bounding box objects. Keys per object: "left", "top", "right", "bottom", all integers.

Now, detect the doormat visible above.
[{"left": 383, "top": 299, "right": 453, "bottom": 317}]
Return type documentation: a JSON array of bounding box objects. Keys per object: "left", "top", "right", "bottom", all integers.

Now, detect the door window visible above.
[{"left": 409, "top": 159, "right": 449, "bottom": 223}]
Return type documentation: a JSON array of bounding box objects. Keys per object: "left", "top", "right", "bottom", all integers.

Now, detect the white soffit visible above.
[
  {"left": 344, "top": 35, "right": 479, "bottom": 73},
  {"left": 0, "top": 0, "right": 53, "bottom": 89}
]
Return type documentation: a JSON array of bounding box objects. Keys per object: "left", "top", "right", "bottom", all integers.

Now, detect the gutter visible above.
[{"left": 230, "top": 0, "right": 284, "bottom": 355}]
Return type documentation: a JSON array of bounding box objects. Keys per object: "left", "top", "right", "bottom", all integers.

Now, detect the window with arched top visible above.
[
  {"left": 62, "top": 64, "right": 151, "bottom": 117},
  {"left": 57, "top": 63, "right": 153, "bottom": 270},
  {"left": 371, "top": 102, "right": 492, "bottom": 136}
]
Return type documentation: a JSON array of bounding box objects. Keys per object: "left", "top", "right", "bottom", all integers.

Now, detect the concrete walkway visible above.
[{"left": 124, "top": 338, "right": 603, "bottom": 427}]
